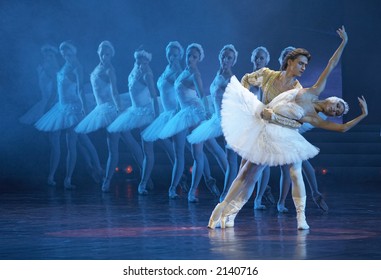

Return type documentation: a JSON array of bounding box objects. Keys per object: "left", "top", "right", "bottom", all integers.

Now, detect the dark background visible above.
[{"left": 1, "top": 0, "right": 380, "bottom": 188}]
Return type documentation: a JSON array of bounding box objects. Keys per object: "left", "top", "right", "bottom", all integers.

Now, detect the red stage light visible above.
[
  {"left": 125, "top": 165, "right": 133, "bottom": 174},
  {"left": 115, "top": 167, "right": 119, "bottom": 172},
  {"left": 189, "top": 166, "right": 193, "bottom": 174},
  {"left": 321, "top": 168, "right": 328, "bottom": 175}
]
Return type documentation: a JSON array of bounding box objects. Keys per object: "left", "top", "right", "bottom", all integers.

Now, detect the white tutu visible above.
[
  {"left": 75, "top": 102, "right": 118, "bottom": 133},
  {"left": 107, "top": 104, "right": 155, "bottom": 133},
  {"left": 187, "top": 113, "right": 222, "bottom": 144},
  {"left": 35, "top": 102, "right": 83, "bottom": 132},
  {"left": 159, "top": 104, "right": 206, "bottom": 139},
  {"left": 19, "top": 99, "right": 50, "bottom": 125},
  {"left": 221, "top": 76, "right": 319, "bottom": 166},
  {"left": 141, "top": 110, "right": 176, "bottom": 142}
]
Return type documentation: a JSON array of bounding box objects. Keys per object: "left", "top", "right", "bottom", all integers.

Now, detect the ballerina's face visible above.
[
  {"left": 253, "top": 49, "right": 268, "bottom": 70},
  {"left": 99, "top": 46, "right": 113, "bottom": 66},
  {"left": 186, "top": 47, "right": 200, "bottom": 68},
  {"left": 323, "top": 100, "right": 345, "bottom": 117},
  {"left": 136, "top": 56, "right": 150, "bottom": 72},
  {"left": 166, "top": 47, "right": 181, "bottom": 65},
  {"left": 60, "top": 47, "right": 76, "bottom": 65},
  {"left": 219, "top": 49, "right": 235, "bottom": 70}
]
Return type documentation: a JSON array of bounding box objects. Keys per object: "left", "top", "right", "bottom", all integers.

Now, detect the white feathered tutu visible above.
[
  {"left": 159, "top": 103, "right": 206, "bottom": 139},
  {"left": 221, "top": 76, "right": 319, "bottom": 166},
  {"left": 187, "top": 113, "right": 222, "bottom": 144},
  {"left": 19, "top": 99, "right": 50, "bottom": 125},
  {"left": 35, "top": 102, "right": 83, "bottom": 132},
  {"left": 141, "top": 109, "right": 176, "bottom": 141},
  {"left": 107, "top": 103, "right": 155, "bottom": 133},
  {"left": 75, "top": 102, "right": 118, "bottom": 133}
]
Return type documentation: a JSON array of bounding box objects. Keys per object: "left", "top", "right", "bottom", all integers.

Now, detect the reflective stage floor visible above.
[{"left": 1, "top": 177, "right": 380, "bottom": 260}]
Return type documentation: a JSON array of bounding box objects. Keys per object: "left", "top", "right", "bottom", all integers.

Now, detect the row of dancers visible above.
[{"left": 20, "top": 26, "right": 368, "bottom": 230}]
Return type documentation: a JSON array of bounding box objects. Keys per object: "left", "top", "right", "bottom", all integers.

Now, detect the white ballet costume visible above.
[
  {"left": 35, "top": 64, "right": 83, "bottom": 132},
  {"left": 141, "top": 65, "right": 179, "bottom": 141},
  {"left": 75, "top": 66, "right": 118, "bottom": 133},
  {"left": 159, "top": 70, "right": 206, "bottom": 139},
  {"left": 187, "top": 73, "right": 227, "bottom": 144},
  {"left": 107, "top": 69, "right": 155, "bottom": 133},
  {"left": 20, "top": 66, "right": 57, "bottom": 125},
  {"left": 221, "top": 76, "right": 319, "bottom": 166}
]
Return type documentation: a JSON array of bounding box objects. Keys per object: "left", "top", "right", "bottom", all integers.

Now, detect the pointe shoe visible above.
[
  {"left": 207, "top": 202, "right": 226, "bottom": 229},
  {"left": 277, "top": 203, "right": 289, "bottom": 213},
  {"left": 312, "top": 193, "right": 329, "bottom": 212},
  {"left": 168, "top": 186, "right": 178, "bottom": 199},
  {"left": 263, "top": 185, "right": 275, "bottom": 205},
  {"left": 254, "top": 200, "right": 266, "bottom": 210},
  {"left": 47, "top": 177, "right": 56, "bottom": 186},
  {"left": 206, "top": 178, "right": 220, "bottom": 197},
  {"left": 188, "top": 193, "right": 199, "bottom": 203},
  {"left": 64, "top": 178, "right": 76, "bottom": 190},
  {"left": 138, "top": 183, "right": 148, "bottom": 195},
  {"left": 101, "top": 178, "right": 111, "bottom": 193}
]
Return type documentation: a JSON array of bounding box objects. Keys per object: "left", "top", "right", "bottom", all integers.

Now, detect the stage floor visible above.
[{"left": 1, "top": 178, "right": 380, "bottom": 260}]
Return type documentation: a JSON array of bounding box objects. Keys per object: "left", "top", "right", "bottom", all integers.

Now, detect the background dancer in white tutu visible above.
[
  {"left": 247, "top": 46, "right": 276, "bottom": 207},
  {"left": 108, "top": 48, "right": 158, "bottom": 195},
  {"left": 208, "top": 26, "right": 367, "bottom": 230},
  {"left": 159, "top": 43, "right": 213, "bottom": 202},
  {"left": 20, "top": 44, "right": 59, "bottom": 125},
  {"left": 35, "top": 41, "right": 102, "bottom": 189},
  {"left": 75, "top": 41, "right": 125, "bottom": 192},
  {"left": 187, "top": 44, "right": 240, "bottom": 201},
  {"left": 141, "top": 41, "right": 191, "bottom": 198}
]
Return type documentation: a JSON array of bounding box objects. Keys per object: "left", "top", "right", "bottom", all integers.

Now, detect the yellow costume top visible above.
[{"left": 241, "top": 67, "right": 302, "bottom": 105}]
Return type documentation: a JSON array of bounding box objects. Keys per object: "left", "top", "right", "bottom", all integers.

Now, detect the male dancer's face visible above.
[{"left": 287, "top": 55, "right": 308, "bottom": 77}]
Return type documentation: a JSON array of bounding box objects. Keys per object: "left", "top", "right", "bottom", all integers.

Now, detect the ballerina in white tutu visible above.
[
  {"left": 159, "top": 43, "right": 212, "bottom": 202},
  {"left": 75, "top": 41, "right": 130, "bottom": 192},
  {"left": 20, "top": 44, "right": 59, "bottom": 125},
  {"left": 141, "top": 41, "right": 192, "bottom": 197},
  {"left": 108, "top": 48, "right": 158, "bottom": 194},
  {"left": 35, "top": 41, "right": 102, "bottom": 189},
  {"left": 208, "top": 26, "right": 367, "bottom": 230},
  {"left": 187, "top": 45, "right": 241, "bottom": 201}
]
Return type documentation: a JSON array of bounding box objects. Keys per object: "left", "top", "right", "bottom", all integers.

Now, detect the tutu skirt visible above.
[
  {"left": 19, "top": 99, "right": 49, "bottom": 125},
  {"left": 187, "top": 113, "right": 222, "bottom": 144},
  {"left": 75, "top": 102, "right": 118, "bottom": 133},
  {"left": 141, "top": 110, "right": 176, "bottom": 141},
  {"left": 221, "top": 76, "right": 319, "bottom": 166},
  {"left": 35, "top": 102, "right": 83, "bottom": 132},
  {"left": 159, "top": 104, "right": 206, "bottom": 139},
  {"left": 107, "top": 104, "right": 155, "bottom": 133}
]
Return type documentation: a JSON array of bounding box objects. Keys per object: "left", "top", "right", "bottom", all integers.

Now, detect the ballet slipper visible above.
[
  {"left": 254, "top": 199, "right": 266, "bottom": 210},
  {"left": 64, "top": 178, "right": 76, "bottom": 190},
  {"left": 277, "top": 203, "right": 289, "bottom": 213},
  {"left": 101, "top": 178, "right": 111, "bottom": 193},
  {"left": 47, "top": 177, "right": 56, "bottom": 186},
  {"left": 312, "top": 193, "right": 329, "bottom": 212},
  {"left": 138, "top": 183, "right": 148, "bottom": 195},
  {"left": 168, "top": 186, "right": 178, "bottom": 199}
]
